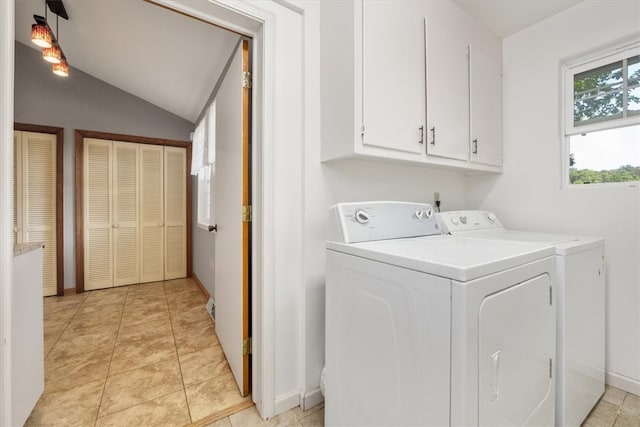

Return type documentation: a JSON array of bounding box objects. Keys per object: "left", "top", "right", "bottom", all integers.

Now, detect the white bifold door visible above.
[
  {"left": 83, "top": 138, "right": 186, "bottom": 290},
  {"left": 13, "top": 131, "right": 57, "bottom": 296}
]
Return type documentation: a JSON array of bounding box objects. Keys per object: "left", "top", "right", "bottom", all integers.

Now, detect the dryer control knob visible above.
[
  {"left": 415, "top": 210, "right": 424, "bottom": 220},
  {"left": 354, "top": 209, "right": 371, "bottom": 225},
  {"left": 424, "top": 209, "right": 434, "bottom": 219},
  {"left": 459, "top": 216, "right": 467, "bottom": 225},
  {"left": 450, "top": 217, "right": 459, "bottom": 226}
]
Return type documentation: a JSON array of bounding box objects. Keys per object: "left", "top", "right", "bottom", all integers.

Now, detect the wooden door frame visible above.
[
  {"left": 241, "top": 38, "right": 252, "bottom": 396},
  {"left": 14, "top": 123, "right": 64, "bottom": 297},
  {"left": 74, "top": 129, "right": 192, "bottom": 293}
]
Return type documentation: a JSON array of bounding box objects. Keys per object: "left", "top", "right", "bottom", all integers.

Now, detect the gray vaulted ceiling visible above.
[{"left": 15, "top": 0, "right": 240, "bottom": 123}]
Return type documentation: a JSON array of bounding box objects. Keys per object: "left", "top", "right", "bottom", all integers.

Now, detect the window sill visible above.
[{"left": 563, "top": 181, "right": 639, "bottom": 190}]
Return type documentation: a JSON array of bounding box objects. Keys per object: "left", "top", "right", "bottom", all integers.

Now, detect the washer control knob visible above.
[
  {"left": 415, "top": 210, "right": 424, "bottom": 220},
  {"left": 459, "top": 216, "right": 467, "bottom": 225},
  {"left": 424, "top": 209, "right": 434, "bottom": 219},
  {"left": 485, "top": 213, "right": 497, "bottom": 223},
  {"left": 354, "top": 209, "right": 371, "bottom": 225},
  {"left": 450, "top": 217, "right": 459, "bottom": 226}
]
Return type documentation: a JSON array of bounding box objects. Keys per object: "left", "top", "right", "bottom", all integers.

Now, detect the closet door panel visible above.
[
  {"left": 113, "top": 142, "right": 140, "bottom": 286},
  {"left": 164, "top": 146, "right": 186, "bottom": 280},
  {"left": 22, "top": 132, "right": 57, "bottom": 296},
  {"left": 140, "top": 144, "right": 164, "bottom": 283},
  {"left": 84, "top": 138, "right": 113, "bottom": 290},
  {"left": 13, "top": 132, "right": 22, "bottom": 245}
]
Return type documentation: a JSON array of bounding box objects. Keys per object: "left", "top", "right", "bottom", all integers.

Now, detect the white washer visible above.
[
  {"left": 437, "top": 210, "right": 605, "bottom": 427},
  {"left": 326, "top": 201, "right": 557, "bottom": 427}
]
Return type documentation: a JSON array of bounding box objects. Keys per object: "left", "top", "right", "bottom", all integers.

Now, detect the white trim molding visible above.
[
  {"left": 0, "top": 1, "right": 15, "bottom": 425},
  {"left": 606, "top": 370, "right": 640, "bottom": 396}
]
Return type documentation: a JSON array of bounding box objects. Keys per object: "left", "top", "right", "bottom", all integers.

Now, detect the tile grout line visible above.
[
  {"left": 165, "top": 281, "right": 196, "bottom": 425},
  {"left": 43, "top": 296, "right": 86, "bottom": 361},
  {"left": 93, "top": 287, "right": 129, "bottom": 427}
]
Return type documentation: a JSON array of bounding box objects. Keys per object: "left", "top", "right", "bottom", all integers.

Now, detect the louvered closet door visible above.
[
  {"left": 113, "top": 142, "right": 140, "bottom": 286},
  {"left": 139, "top": 144, "right": 164, "bottom": 283},
  {"left": 22, "top": 132, "right": 57, "bottom": 296},
  {"left": 164, "top": 146, "right": 186, "bottom": 280},
  {"left": 12, "top": 132, "right": 22, "bottom": 245},
  {"left": 84, "top": 138, "right": 114, "bottom": 290}
]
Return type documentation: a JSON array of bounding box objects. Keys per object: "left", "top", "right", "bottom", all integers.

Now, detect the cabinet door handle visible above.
[
  {"left": 430, "top": 127, "right": 436, "bottom": 145},
  {"left": 418, "top": 126, "right": 424, "bottom": 144},
  {"left": 472, "top": 138, "right": 478, "bottom": 154},
  {"left": 208, "top": 224, "right": 217, "bottom": 233}
]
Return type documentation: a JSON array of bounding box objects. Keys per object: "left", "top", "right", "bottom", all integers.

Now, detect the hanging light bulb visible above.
[
  {"left": 42, "top": 43, "right": 61, "bottom": 64},
  {"left": 31, "top": 24, "right": 52, "bottom": 48},
  {"left": 52, "top": 59, "right": 69, "bottom": 77}
]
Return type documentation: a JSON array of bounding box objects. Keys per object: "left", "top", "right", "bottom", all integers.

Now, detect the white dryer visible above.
[
  {"left": 437, "top": 210, "right": 605, "bottom": 427},
  {"left": 325, "top": 201, "right": 557, "bottom": 427}
]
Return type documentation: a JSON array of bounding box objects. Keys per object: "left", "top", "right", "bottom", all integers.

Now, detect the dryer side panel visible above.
[{"left": 325, "top": 250, "right": 451, "bottom": 427}]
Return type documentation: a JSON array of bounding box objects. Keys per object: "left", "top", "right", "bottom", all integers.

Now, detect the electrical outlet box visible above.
[{"left": 434, "top": 192, "right": 440, "bottom": 202}]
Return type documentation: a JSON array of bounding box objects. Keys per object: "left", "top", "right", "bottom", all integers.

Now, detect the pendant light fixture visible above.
[
  {"left": 31, "top": 1, "right": 52, "bottom": 48},
  {"left": 43, "top": 44, "right": 61, "bottom": 64},
  {"left": 32, "top": 0, "right": 70, "bottom": 77},
  {"left": 30, "top": 23, "right": 52, "bottom": 48},
  {"left": 52, "top": 59, "right": 69, "bottom": 77}
]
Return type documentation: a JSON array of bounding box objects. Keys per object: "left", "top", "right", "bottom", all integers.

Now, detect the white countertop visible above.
[{"left": 13, "top": 242, "right": 44, "bottom": 257}]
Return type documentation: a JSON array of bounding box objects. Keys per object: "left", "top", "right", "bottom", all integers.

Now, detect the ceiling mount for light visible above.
[{"left": 30, "top": 0, "right": 70, "bottom": 77}]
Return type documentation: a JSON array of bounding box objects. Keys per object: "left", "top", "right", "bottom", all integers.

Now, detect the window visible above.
[
  {"left": 198, "top": 165, "right": 213, "bottom": 227},
  {"left": 564, "top": 40, "right": 640, "bottom": 185},
  {"left": 192, "top": 102, "right": 216, "bottom": 227}
]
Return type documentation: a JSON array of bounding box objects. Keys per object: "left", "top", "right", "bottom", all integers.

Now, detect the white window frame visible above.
[
  {"left": 562, "top": 38, "right": 640, "bottom": 188},
  {"left": 195, "top": 103, "right": 217, "bottom": 228},
  {"left": 197, "top": 164, "right": 213, "bottom": 229}
]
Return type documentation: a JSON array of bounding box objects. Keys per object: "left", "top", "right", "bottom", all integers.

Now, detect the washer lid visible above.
[
  {"left": 453, "top": 229, "right": 604, "bottom": 256},
  {"left": 327, "top": 235, "right": 555, "bottom": 282}
]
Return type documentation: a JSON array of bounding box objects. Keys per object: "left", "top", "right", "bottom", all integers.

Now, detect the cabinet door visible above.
[
  {"left": 361, "top": 0, "right": 426, "bottom": 156},
  {"left": 22, "top": 132, "right": 57, "bottom": 296},
  {"left": 470, "top": 45, "right": 502, "bottom": 167},
  {"left": 13, "top": 131, "right": 22, "bottom": 245},
  {"left": 139, "top": 144, "right": 165, "bottom": 283},
  {"left": 112, "top": 141, "right": 140, "bottom": 286},
  {"left": 84, "top": 138, "right": 114, "bottom": 290},
  {"left": 164, "top": 146, "right": 186, "bottom": 280},
  {"left": 425, "top": 5, "right": 470, "bottom": 161}
]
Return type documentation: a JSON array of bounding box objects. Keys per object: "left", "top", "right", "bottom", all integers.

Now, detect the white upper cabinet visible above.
[
  {"left": 425, "top": 8, "right": 470, "bottom": 162},
  {"left": 321, "top": 0, "right": 428, "bottom": 163},
  {"left": 321, "top": 0, "right": 502, "bottom": 172},
  {"left": 425, "top": 2, "right": 503, "bottom": 170},
  {"left": 361, "top": 2, "right": 426, "bottom": 156},
  {"left": 469, "top": 45, "right": 503, "bottom": 167}
]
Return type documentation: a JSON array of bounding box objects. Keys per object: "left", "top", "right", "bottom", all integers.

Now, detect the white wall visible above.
[
  {"left": 14, "top": 42, "right": 194, "bottom": 289},
  {"left": 466, "top": 1, "right": 640, "bottom": 394}
]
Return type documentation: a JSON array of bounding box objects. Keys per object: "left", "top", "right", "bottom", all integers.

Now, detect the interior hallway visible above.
[{"left": 27, "top": 278, "right": 252, "bottom": 426}]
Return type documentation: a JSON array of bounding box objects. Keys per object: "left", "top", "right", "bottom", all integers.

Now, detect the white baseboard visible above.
[
  {"left": 302, "top": 387, "right": 324, "bottom": 411},
  {"left": 606, "top": 370, "right": 640, "bottom": 395},
  {"left": 274, "top": 391, "right": 299, "bottom": 416}
]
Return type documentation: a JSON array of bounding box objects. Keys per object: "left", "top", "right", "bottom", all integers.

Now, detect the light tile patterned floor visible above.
[
  {"left": 582, "top": 385, "right": 640, "bottom": 427},
  {"left": 27, "top": 278, "right": 254, "bottom": 427}
]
